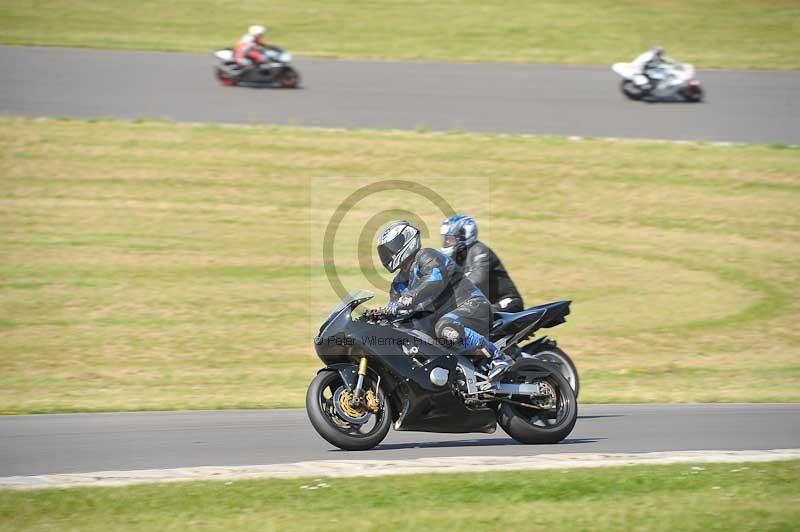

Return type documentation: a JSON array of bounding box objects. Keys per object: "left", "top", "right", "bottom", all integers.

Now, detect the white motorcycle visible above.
[{"left": 612, "top": 56, "right": 704, "bottom": 102}]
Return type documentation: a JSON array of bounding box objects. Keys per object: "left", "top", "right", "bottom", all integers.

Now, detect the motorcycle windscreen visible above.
[
  {"left": 318, "top": 289, "right": 374, "bottom": 335},
  {"left": 329, "top": 289, "right": 374, "bottom": 317}
]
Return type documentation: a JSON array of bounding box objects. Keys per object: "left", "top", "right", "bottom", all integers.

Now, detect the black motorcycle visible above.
[
  {"left": 213, "top": 45, "right": 301, "bottom": 88},
  {"left": 306, "top": 290, "right": 578, "bottom": 451}
]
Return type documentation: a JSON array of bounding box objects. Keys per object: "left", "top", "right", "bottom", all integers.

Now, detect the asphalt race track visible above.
[
  {"left": 1, "top": 404, "right": 799, "bottom": 477},
  {"left": 1, "top": 48, "right": 799, "bottom": 480},
  {"left": 1, "top": 46, "right": 799, "bottom": 143}
]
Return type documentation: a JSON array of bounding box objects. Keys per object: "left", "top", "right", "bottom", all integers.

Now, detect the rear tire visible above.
[
  {"left": 522, "top": 345, "right": 579, "bottom": 398},
  {"left": 306, "top": 369, "right": 391, "bottom": 451},
  {"left": 621, "top": 79, "right": 644, "bottom": 101},
  {"left": 497, "top": 362, "right": 577, "bottom": 444},
  {"left": 215, "top": 68, "right": 237, "bottom": 86}
]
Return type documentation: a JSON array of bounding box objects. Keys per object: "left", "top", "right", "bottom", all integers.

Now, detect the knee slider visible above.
[{"left": 435, "top": 317, "right": 465, "bottom": 348}]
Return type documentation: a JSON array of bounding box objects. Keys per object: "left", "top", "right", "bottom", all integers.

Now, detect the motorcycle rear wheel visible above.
[
  {"left": 215, "top": 68, "right": 237, "bottom": 86},
  {"left": 521, "top": 345, "right": 579, "bottom": 399},
  {"left": 497, "top": 362, "right": 577, "bottom": 444},
  {"left": 306, "top": 369, "right": 392, "bottom": 451},
  {"left": 620, "top": 79, "right": 645, "bottom": 100}
]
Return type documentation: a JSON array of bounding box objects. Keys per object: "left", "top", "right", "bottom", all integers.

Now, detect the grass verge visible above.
[
  {"left": 0, "top": 116, "right": 798, "bottom": 412},
  {"left": 0, "top": 1, "right": 799, "bottom": 69},
  {"left": 1, "top": 461, "right": 798, "bottom": 531}
]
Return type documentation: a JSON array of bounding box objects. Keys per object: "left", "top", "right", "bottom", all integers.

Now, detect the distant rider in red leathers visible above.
[{"left": 234, "top": 25, "right": 269, "bottom": 67}]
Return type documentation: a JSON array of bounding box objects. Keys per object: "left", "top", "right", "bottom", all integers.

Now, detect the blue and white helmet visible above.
[
  {"left": 377, "top": 220, "right": 421, "bottom": 273},
  {"left": 440, "top": 214, "right": 478, "bottom": 257}
]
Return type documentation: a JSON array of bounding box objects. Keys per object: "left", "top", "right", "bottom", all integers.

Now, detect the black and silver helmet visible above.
[{"left": 377, "top": 220, "right": 421, "bottom": 272}]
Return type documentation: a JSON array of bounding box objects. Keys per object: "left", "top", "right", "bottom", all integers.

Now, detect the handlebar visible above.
[{"left": 359, "top": 307, "right": 415, "bottom": 324}]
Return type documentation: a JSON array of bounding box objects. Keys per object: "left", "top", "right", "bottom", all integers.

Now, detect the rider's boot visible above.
[
  {"left": 462, "top": 328, "right": 511, "bottom": 381},
  {"left": 483, "top": 341, "right": 512, "bottom": 382}
]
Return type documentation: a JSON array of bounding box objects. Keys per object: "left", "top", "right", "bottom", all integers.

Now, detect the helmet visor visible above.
[
  {"left": 377, "top": 232, "right": 406, "bottom": 269},
  {"left": 442, "top": 234, "right": 460, "bottom": 249}
]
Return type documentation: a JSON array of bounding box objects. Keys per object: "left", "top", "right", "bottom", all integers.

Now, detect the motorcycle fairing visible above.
[
  {"left": 612, "top": 62, "right": 638, "bottom": 78},
  {"left": 316, "top": 290, "right": 374, "bottom": 339},
  {"left": 387, "top": 352, "right": 495, "bottom": 433},
  {"left": 214, "top": 49, "right": 234, "bottom": 62},
  {"left": 315, "top": 295, "right": 497, "bottom": 433},
  {"left": 491, "top": 300, "right": 571, "bottom": 338}
]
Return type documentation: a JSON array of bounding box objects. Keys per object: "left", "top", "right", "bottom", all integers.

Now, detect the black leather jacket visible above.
[
  {"left": 460, "top": 241, "right": 523, "bottom": 307},
  {"left": 390, "top": 248, "right": 485, "bottom": 318}
]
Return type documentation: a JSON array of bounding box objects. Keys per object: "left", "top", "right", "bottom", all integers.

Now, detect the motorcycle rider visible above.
[
  {"left": 440, "top": 214, "right": 524, "bottom": 313},
  {"left": 631, "top": 46, "right": 676, "bottom": 92},
  {"left": 234, "top": 25, "right": 269, "bottom": 67},
  {"left": 377, "top": 220, "right": 512, "bottom": 380}
]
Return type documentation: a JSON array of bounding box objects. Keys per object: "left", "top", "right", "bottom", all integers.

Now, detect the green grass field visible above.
[
  {"left": 0, "top": 116, "right": 798, "bottom": 413},
  {"left": 1, "top": 461, "right": 798, "bottom": 531},
  {"left": 1, "top": 1, "right": 799, "bottom": 69}
]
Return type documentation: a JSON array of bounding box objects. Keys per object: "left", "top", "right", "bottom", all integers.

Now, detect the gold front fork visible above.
[{"left": 351, "top": 356, "right": 368, "bottom": 405}]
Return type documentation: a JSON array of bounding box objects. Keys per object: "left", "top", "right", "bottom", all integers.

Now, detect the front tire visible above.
[
  {"left": 682, "top": 84, "right": 704, "bottom": 103},
  {"left": 306, "top": 369, "right": 391, "bottom": 451},
  {"left": 621, "top": 79, "right": 645, "bottom": 100},
  {"left": 279, "top": 68, "right": 300, "bottom": 89},
  {"left": 497, "top": 362, "right": 577, "bottom": 444}
]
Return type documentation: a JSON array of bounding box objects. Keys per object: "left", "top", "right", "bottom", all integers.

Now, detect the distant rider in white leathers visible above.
[{"left": 630, "top": 46, "right": 678, "bottom": 91}]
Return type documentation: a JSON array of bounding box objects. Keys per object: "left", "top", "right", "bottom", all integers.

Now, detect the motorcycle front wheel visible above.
[
  {"left": 496, "top": 363, "right": 577, "bottom": 444},
  {"left": 279, "top": 67, "right": 301, "bottom": 89},
  {"left": 682, "top": 85, "right": 704, "bottom": 103},
  {"left": 306, "top": 369, "right": 392, "bottom": 451}
]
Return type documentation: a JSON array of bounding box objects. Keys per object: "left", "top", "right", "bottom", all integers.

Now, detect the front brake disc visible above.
[{"left": 333, "top": 387, "right": 372, "bottom": 425}]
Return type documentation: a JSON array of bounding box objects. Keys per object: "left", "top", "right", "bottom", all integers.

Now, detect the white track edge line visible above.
[{"left": 2, "top": 449, "right": 799, "bottom": 490}]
